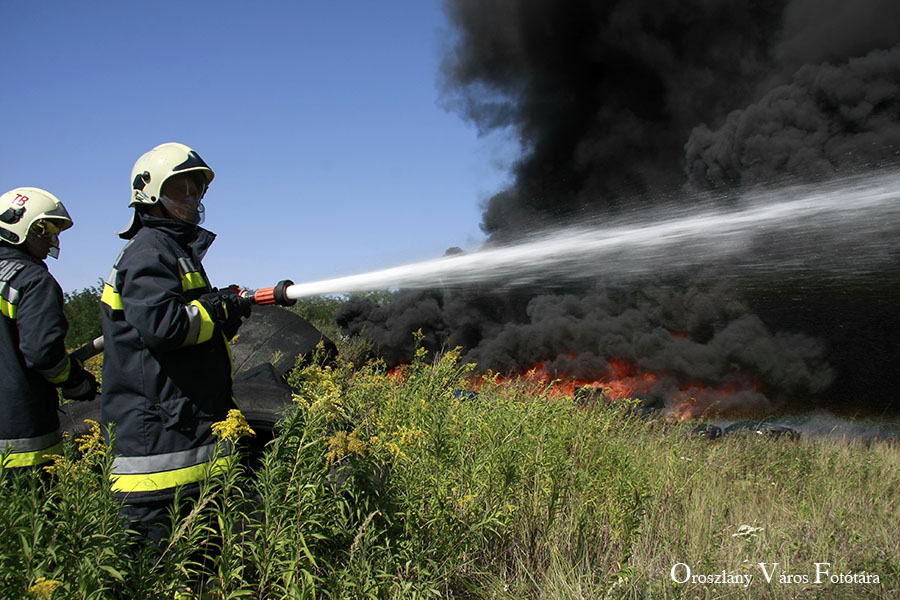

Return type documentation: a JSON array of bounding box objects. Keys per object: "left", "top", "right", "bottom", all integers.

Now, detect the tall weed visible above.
[{"left": 1, "top": 343, "right": 897, "bottom": 599}]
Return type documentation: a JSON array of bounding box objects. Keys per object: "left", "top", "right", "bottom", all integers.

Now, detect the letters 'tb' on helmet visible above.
[
  {"left": 0, "top": 187, "right": 73, "bottom": 245},
  {"left": 130, "top": 142, "right": 215, "bottom": 207}
]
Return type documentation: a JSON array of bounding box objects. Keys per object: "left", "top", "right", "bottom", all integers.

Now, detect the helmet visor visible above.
[
  {"left": 32, "top": 219, "right": 62, "bottom": 239},
  {"left": 28, "top": 220, "right": 62, "bottom": 259},
  {"left": 159, "top": 173, "right": 206, "bottom": 225},
  {"left": 159, "top": 195, "right": 205, "bottom": 225}
]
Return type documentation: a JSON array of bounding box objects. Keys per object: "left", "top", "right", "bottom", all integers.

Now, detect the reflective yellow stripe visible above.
[
  {"left": 101, "top": 283, "right": 123, "bottom": 310},
  {"left": 2, "top": 441, "right": 63, "bottom": 468},
  {"left": 189, "top": 299, "right": 216, "bottom": 344},
  {"left": 181, "top": 271, "right": 206, "bottom": 292},
  {"left": 110, "top": 455, "right": 230, "bottom": 493},
  {"left": 44, "top": 357, "right": 72, "bottom": 385},
  {"left": 0, "top": 297, "right": 16, "bottom": 319}
]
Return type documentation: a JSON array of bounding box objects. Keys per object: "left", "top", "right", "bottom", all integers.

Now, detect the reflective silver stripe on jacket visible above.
[
  {"left": 177, "top": 257, "right": 198, "bottom": 277},
  {"left": 1, "top": 430, "right": 62, "bottom": 453},
  {"left": 182, "top": 303, "right": 206, "bottom": 345},
  {"left": 0, "top": 260, "right": 24, "bottom": 283},
  {"left": 0, "top": 281, "right": 20, "bottom": 304},
  {"left": 111, "top": 441, "right": 230, "bottom": 475}
]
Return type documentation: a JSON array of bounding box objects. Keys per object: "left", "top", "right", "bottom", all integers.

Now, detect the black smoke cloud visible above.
[
  {"left": 686, "top": 44, "right": 900, "bottom": 189},
  {"left": 336, "top": 0, "right": 900, "bottom": 414},
  {"left": 337, "top": 277, "right": 835, "bottom": 415},
  {"left": 773, "top": 0, "right": 900, "bottom": 82},
  {"left": 440, "top": 0, "right": 789, "bottom": 236},
  {"left": 439, "top": 0, "right": 900, "bottom": 231}
]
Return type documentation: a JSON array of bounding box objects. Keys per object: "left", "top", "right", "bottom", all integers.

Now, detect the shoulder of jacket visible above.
[
  {"left": 112, "top": 230, "right": 186, "bottom": 285},
  {"left": 0, "top": 258, "right": 61, "bottom": 300},
  {"left": 0, "top": 255, "right": 50, "bottom": 283},
  {"left": 0, "top": 258, "right": 28, "bottom": 284},
  {"left": 117, "top": 229, "right": 183, "bottom": 262}
]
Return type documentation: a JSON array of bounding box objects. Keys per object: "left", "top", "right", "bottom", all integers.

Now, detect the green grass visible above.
[{"left": 2, "top": 344, "right": 898, "bottom": 599}]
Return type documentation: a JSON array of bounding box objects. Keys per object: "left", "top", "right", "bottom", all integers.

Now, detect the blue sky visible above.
[{"left": 2, "top": 1, "right": 516, "bottom": 293}]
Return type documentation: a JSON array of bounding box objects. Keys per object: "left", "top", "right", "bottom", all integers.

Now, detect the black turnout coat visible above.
[
  {"left": 100, "top": 214, "right": 235, "bottom": 502},
  {"left": 0, "top": 245, "right": 70, "bottom": 468}
]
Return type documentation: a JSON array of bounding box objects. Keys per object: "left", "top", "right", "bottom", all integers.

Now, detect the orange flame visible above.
[
  {"left": 469, "top": 358, "right": 762, "bottom": 420},
  {"left": 387, "top": 355, "right": 763, "bottom": 421}
]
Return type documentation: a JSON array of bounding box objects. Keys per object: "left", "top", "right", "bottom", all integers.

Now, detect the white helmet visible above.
[
  {"left": 130, "top": 142, "right": 214, "bottom": 208},
  {"left": 0, "top": 187, "right": 73, "bottom": 258}
]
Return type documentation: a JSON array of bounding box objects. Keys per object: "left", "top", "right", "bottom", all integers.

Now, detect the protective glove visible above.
[
  {"left": 61, "top": 360, "right": 99, "bottom": 401},
  {"left": 223, "top": 285, "right": 253, "bottom": 319},
  {"left": 198, "top": 288, "right": 252, "bottom": 340}
]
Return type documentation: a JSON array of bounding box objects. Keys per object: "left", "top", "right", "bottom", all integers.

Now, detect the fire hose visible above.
[{"left": 70, "top": 279, "right": 298, "bottom": 362}]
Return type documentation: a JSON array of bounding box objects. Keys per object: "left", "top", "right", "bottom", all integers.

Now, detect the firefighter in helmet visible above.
[
  {"left": 100, "top": 142, "right": 251, "bottom": 543},
  {"left": 0, "top": 187, "right": 97, "bottom": 473}
]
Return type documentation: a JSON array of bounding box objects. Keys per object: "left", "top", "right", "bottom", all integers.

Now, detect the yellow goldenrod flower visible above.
[
  {"left": 76, "top": 419, "right": 106, "bottom": 458},
  {"left": 211, "top": 409, "right": 255, "bottom": 442},
  {"left": 325, "top": 430, "right": 348, "bottom": 465},
  {"left": 297, "top": 362, "right": 342, "bottom": 410},
  {"left": 28, "top": 577, "right": 62, "bottom": 598},
  {"left": 384, "top": 441, "right": 407, "bottom": 460},
  {"left": 396, "top": 425, "right": 425, "bottom": 446},
  {"left": 346, "top": 430, "right": 368, "bottom": 455},
  {"left": 325, "top": 428, "right": 369, "bottom": 465}
]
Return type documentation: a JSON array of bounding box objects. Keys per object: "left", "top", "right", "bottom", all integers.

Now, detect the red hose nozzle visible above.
[{"left": 251, "top": 279, "right": 296, "bottom": 306}]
